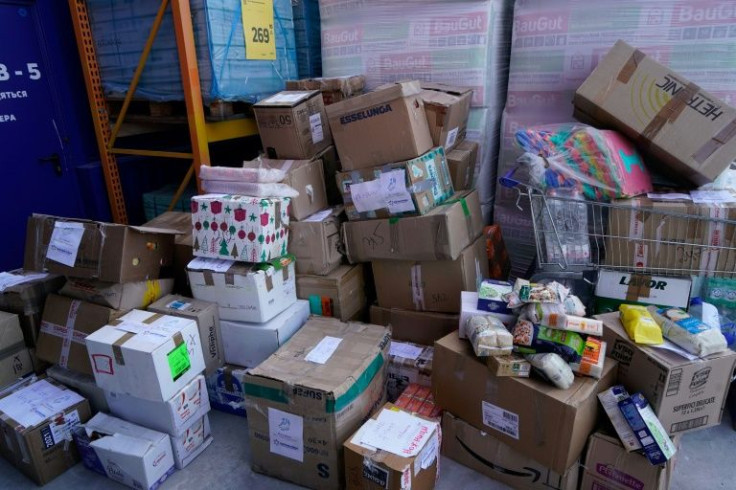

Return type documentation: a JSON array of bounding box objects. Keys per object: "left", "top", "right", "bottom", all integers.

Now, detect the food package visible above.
[
  {"left": 464, "top": 315, "right": 513, "bottom": 357},
  {"left": 597, "top": 386, "right": 641, "bottom": 452},
  {"left": 570, "top": 338, "right": 606, "bottom": 379},
  {"left": 618, "top": 304, "right": 664, "bottom": 345},
  {"left": 563, "top": 295, "right": 586, "bottom": 317},
  {"left": 504, "top": 279, "right": 570, "bottom": 308},
  {"left": 511, "top": 319, "right": 585, "bottom": 363},
  {"left": 647, "top": 306, "right": 728, "bottom": 357},
  {"left": 525, "top": 353, "right": 574, "bottom": 389},
  {"left": 520, "top": 303, "right": 602, "bottom": 336}
]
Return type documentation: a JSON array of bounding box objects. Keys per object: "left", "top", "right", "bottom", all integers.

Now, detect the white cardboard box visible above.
[
  {"left": 106, "top": 374, "right": 210, "bottom": 435},
  {"left": 74, "top": 412, "right": 175, "bottom": 490},
  {"left": 85, "top": 310, "right": 206, "bottom": 402},
  {"left": 187, "top": 258, "right": 297, "bottom": 323},
  {"left": 171, "top": 414, "right": 213, "bottom": 469},
  {"left": 221, "top": 299, "right": 309, "bottom": 367}
]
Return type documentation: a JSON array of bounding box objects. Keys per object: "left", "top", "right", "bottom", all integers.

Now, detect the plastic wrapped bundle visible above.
[
  {"left": 292, "top": 0, "right": 322, "bottom": 78},
  {"left": 526, "top": 353, "right": 574, "bottom": 389},
  {"left": 647, "top": 306, "right": 728, "bottom": 357},
  {"left": 464, "top": 315, "right": 514, "bottom": 357}
]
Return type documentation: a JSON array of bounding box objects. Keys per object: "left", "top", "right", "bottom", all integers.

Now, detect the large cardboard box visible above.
[
  {"left": 369, "top": 306, "right": 458, "bottom": 346},
  {"left": 296, "top": 264, "right": 366, "bottom": 321},
  {"left": 442, "top": 412, "right": 579, "bottom": 490},
  {"left": 289, "top": 207, "right": 344, "bottom": 275},
  {"left": 221, "top": 299, "right": 310, "bottom": 368},
  {"left": 85, "top": 309, "right": 206, "bottom": 402},
  {"left": 0, "top": 312, "right": 33, "bottom": 388},
  {"left": 187, "top": 256, "right": 297, "bottom": 323},
  {"left": 574, "top": 40, "right": 736, "bottom": 185},
  {"left": 283, "top": 158, "right": 328, "bottom": 220},
  {"left": 24, "top": 215, "right": 177, "bottom": 282},
  {"left": 580, "top": 432, "right": 674, "bottom": 490},
  {"left": 312, "top": 145, "right": 343, "bottom": 207},
  {"left": 143, "top": 211, "right": 194, "bottom": 295},
  {"left": 433, "top": 332, "right": 617, "bottom": 474},
  {"left": 206, "top": 364, "right": 248, "bottom": 417},
  {"left": 0, "top": 378, "right": 91, "bottom": 485},
  {"left": 73, "top": 412, "right": 175, "bottom": 490},
  {"left": 326, "top": 81, "right": 433, "bottom": 171},
  {"left": 387, "top": 341, "right": 433, "bottom": 402},
  {"left": 36, "top": 294, "right": 120, "bottom": 375},
  {"left": 446, "top": 140, "right": 478, "bottom": 191},
  {"left": 148, "top": 294, "right": 224, "bottom": 376},
  {"left": 594, "top": 270, "right": 692, "bottom": 314},
  {"left": 342, "top": 190, "right": 483, "bottom": 263},
  {"left": 337, "top": 147, "right": 455, "bottom": 221},
  {"left": 254, "top": 90, "right": 333, "bottom": 159},
  {"left": 372, "top": 235, "right": 489, "bottom": 314},
  {"left": 190, "top": 194, "right": 290, "bottom": 263},
  {"left": 60, "top": 278, "right": 174, "bottom": 311},
  {"left": 245, "top": 317, "right": 391, "bottom": 490},
  {"left": 344, "top": 403, "right": 440, "bottom": 490},
  {"left": 286, "top": 75, "right": 365, "bottom": 105},
  {"left": 170, "top": 414, "right": 213, "bottom": 469},
  {"left": 597, "top": 312, "right": 736, "bottom": 435},
  {"left": 420, "top": 83, "right": 472, "bottom": 151},
  {"left": 47, "top": 364, "right": 109, "bottom": 413}
]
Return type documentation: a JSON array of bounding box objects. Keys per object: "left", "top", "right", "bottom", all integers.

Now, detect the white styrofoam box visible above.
[{"left": 170, "top": 414, "right": 213, "bottom": 469}]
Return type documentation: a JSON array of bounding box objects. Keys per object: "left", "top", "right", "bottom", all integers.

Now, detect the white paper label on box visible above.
[
  {"left": 351, "top": 179, "right": 385, "bottom": 213},
  {"left": 380, "top": 170, "right": 416, "bottom": 214},
  {"left": 305, "top": 336, "right": 342, "bottom": 364},
  {"left": 415, "top": 430, "right": 439, "bottom": 475},
  {"left": 0, "top": 380, "right": 84, "bottom": 428},
  {"left": 309, "top": 113, "right": 324, "bottom": 144},
  {"left": 49, "top": 410, "right": 81, "bottom": 445},
  {"left": 359, "top": 409, "right": 437, "bottom": 458},
  {"left": 265, "top": 92, "right": 309, "bottom": 104},
  {"left": 647, "top": 193, "right": 692, "bottom": 201},
  {"left": 115, "top": 321, "right": 153, "bottom": 336},
  {"left": 268, "top": 407, "right": 304, "bottom": 462},
  {"left": 481, "top": 401, "right": 519, "bottom": 439},
  {"left": 188, "top": 257, "right": 235, "bottom": 273},
  {"left": 0, "top": 272, "right": 48, "bottom": 293},
  {"left": 46, "top": 222, "right": 84, "bottom": 267},
  {"left": 389, "top": 342, "right": 423, "bottom": 360},
  {"left": 303, "top": 208, "right": 333, "bottom": 222},
  {"left": 690, "top": 190, "right": 736, "bottom": 204},
  {"left": 445, "top": 127, "right": 459, "bottom": 148}
]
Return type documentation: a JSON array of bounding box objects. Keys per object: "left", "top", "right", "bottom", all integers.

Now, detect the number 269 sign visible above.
[{"left": 241, "top": 0, "right": 276, "bottom": 60}]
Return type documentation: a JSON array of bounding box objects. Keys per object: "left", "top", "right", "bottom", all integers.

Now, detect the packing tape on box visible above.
[
  {"left": 693, "top": 117, "right": 736, "bottom": 164},
  {"left": 616, "top": 49, "right": 646, "bottom": 84},
  {"left": 411, "top": 264, "right": 426, "bottom": 311},
  {"left": 223, "top": 365, "right": 234, "bottom": 392},
  {"left": 203, "top": 270, "right": 215, "bottom": 286},
  {"left": 265, "top": 274, "right": 274, "bottom": 292},
  {"left": 640, "top": 82, "right": 699, "bottom": 146},
  {"left": 275, "top": 201, "right": 282, "bottom": 229},
  {"left": 225, "top": 272, "right": 236, "bottom": 286},
  {"left": 625, "top": 274, "right": 653, "bottom": 302},
  {"left": 112, "top": 332, "right": 135, "bottom": 366},
  {"left": 59, "top": 299, "right": 81, "bottom": 369}
]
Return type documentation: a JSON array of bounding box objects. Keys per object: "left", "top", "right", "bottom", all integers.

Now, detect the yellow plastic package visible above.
[{"left": 618, "top": 304, "right": 663, "bottom": 345}]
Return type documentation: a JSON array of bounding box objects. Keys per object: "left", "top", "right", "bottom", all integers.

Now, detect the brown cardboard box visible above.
[
  {"left": 24, "top": 215, "right": 177, "bottom": 283},
  {"left": 286, "top": 75, "right": 365, "bottom": 105},
  {"left": 0, "top": 269, "right": 65, "bottom": 347},
  {"left": 296, "top": 264, "right": 366, "bottom": 321},
  {"left": 289, "top": 207, "right": 344, "bottom": 275},
  {"left": 344, "top": 403, "right": 439, "bottom": 490},
  {"left": 59, "top": 278, "right": 174, "bottom": 311},
  {"left": 313, "top": 145, "right": 343, "bottom": 206},
  {"left": 597, "top": 312, "right": 736, "bottom": 435},
  {"left": 35, "top": 294, "right": 120, "bottom": 375},
  {"left": 143, "top": 211, "right": 193, "bottom": 296},
  {"left": 0, "top": 312, "right": 33, "bottom": 388},
  {"left": 372, "top": 235, "right": 489, "bottom": 314},
  {"left": 574, "top": 40, "right": 736, "bottom": 185},
  {"left": 580, "top": 432, "right": 674, "bottom": 490},
  {"left": 245, "top": 317, "right": 390, "bottom": 490},
  {"left": 442, "top": 412, "right": 579, "bottom": 490},
  {"left": 432, "top": 332, "right": 617, "bottom": 474},
  {"left": 326, "top": 81, "right": 433, "bottom": 171},
  {"left": 148, "top": 294, "right": 224, "bottom": 376},
  {"left": 446, "top": 140, "right": 478, "bottom": 191},
  {"left": 369, "top": 306, "right": 458, "bottom": 346},
  {"left": 0, "top": 378, "right": 92, "bottom": 485},
  {"left": 254, "top": 90, "right": 332, "bottom": 159},
  {"left": 387, "top": 341, "right": 433, "bottom": 402},
  {"left": 342, "top": 190, "right": 483, "bottom": 263},
  {"left": 420, "top": 83, "right": 472, "bottom": 151},
  {"left": 285, "top": 159, "right": 329, "bottom": 220}
]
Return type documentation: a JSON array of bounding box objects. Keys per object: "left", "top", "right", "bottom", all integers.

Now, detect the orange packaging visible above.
[{"left": 484, "top": 225, "right": 511, "bottom": 280}]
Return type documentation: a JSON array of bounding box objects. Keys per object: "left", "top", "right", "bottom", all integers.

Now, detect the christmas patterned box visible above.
[{"left": 191, "top": 194, "right": 291, "bottom": 263}]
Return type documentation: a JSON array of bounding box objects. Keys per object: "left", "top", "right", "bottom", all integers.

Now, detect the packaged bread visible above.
[
  {"left": 647, "top": 306, "right": 728, "bottom": 357},
  {"left": 619, "top": 304, "right": 663, "bottom": 345},
  {"left": 525, "top": 353, "right": 575, "bottom": 389},
  {"left": 464, "top": 315, "right": 514, "bottom": 357},
  {"left": 511, "top": 319, "right": 585, "bottom": 363}
]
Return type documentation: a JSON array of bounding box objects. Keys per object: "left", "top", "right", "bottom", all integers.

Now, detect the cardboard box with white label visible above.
[
  {"left": 296, "top": 264, "right": 366, "bottom": 321},
  {"left": 47, "top": 365, "right": 109, "bottom": 413},
  {"left": 289, "top": 207, "right": 344, "bottom": 276},
  {"left": 387, "top": 341, "right": 433, "bottom": 402},
  {"left": 420, "top": 83, "right": 472, "bottom": 151},
  {"left": 594, "top": 270, "right": 691, "bottom": 314},
  {"left": 60, "top": 278, "right": 174, "bottom": 311},
  {"left": 446, "top": 140, "right": 478, "bottom": 191},
  {"left": 0, "top": 312, "right": 33, "bottom": 389}
]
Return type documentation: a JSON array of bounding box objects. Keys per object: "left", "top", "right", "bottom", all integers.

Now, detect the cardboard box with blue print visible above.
[
  {"left": 245, "top": 316, "right": 390, "bottom": 490},
  {"left": 336, "top": 147, "right": 455, "bottom": 221},
  {"left": 207, "top": 364, "right": 249, "bottom": 417},
  {"left": 0, "top": 312, "right": 33, "bottom": 389},
  {"left": 296, "top": 264, "right": 366, "bottom": 322}
]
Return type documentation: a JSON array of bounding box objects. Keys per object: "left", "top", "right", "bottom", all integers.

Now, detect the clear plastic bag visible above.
[{"left": 525, "top": 353, "right": 574, "bottom": 389}]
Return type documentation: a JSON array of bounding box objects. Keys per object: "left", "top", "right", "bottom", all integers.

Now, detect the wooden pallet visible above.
[{"left": 106, "top": 98, "right": 253, "bottom": 122}]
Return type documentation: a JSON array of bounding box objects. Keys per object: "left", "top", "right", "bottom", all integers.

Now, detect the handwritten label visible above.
[
  {"left": 46, "top": 222, "right": 84, "bottom": 267},
  {"left": 241, "top": 0, "right": 276, "bottom": 60},
  {"left": 380, "top": 170, "right": 415, "bottom": 214},
  {"left": 359, "top": 409, "right": 437, "bottom": 458},
  {"left": 304, "top": 336, "right": 342, "bottom": 364},
  {"left": 351, "top": 179, "right": 384, "bottom": 213}
]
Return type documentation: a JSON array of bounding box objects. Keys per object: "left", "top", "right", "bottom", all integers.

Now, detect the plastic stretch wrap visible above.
[{"left": 292, "top": 0, "right": 322, "bottom": 78}]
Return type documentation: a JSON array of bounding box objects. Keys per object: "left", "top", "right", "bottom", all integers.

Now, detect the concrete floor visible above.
[{"left": 1, "top": 409, "right": 733, "bottom": 489}]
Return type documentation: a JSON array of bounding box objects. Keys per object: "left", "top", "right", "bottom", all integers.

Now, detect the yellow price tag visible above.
[{"left": 242, "top": 0, "right": 276, "bottom": 60}]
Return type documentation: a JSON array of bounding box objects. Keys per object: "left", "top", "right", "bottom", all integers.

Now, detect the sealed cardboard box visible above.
[
  {"left": 0, "top": 312, "right": 32, "bottom": 389},
  {"left": 342, "top": 190, "right": 483, "bottom": 263},
  {"left": 60, "top": 278, "right": 174, "bottom": 311},
  {"left": 369, "top": 306, "right": 458, "bottom": 346},
  {"left": 326, "top": 81, "right": 433, "bottom": 171},
  {"left": 73, "top": 412, "right": 175, "bottom": 490},
  {"left": 245, "top": 317, "right": 390, "bottom": 490},
  {"left": 597, "top": 312, "right": 736, "bottom": 435},
  {"left": 254, "top": 90, "right": 332, "bottom": 159},
  {"left": 420, "top": 83, "right": 472, "bottom": 151},
  {"left": 24, "top": 215, "right": 177, "bottom": 282},
  {"left": 314, "top": 145, "right": 343, "bottom": 206},
  {"left": 296, "top": 264, "right": 366, "bottom": 321},
  {"left": 344, "top": 403, "right": 440, "bottom": 490},
  {"left": 594, "top": 270, "right": 691, "bottom": 314},
  {"left": 171, "top": 414, "right": 213, "bottom": 469},
  {"left": 286, "top": 75, "right": 365, "bottom": 105},
  {"left": 46, "top": 364, "right": 109, "bottom": 413},
  {"left": 191, "top": 194, "right": 290, "bottom": 263},
  {"left": 221, "top": 300, "right": 310, "bottom": 368},
  {"left": 148, "top": 294, "right": 224, "bottom": 376},
  {"left": 85, "top": 309, "right": 206, "bottom": 402},
  {"left": 289, "top": 207, "right": 344, "bottom": 275},
  {"left": 433, "top": 332, "right": 617, "bottom": 474},
  {"left": 187, "top": 256, "right": 297, "bottom": 323},
  {"left": 36, "top": 294, "right": 120, "bottom": 375},
  {"left": 206, "top": 364, "right": 248, "bottom": 417},
  {"left": 574, "top": 40, "right": 736, "bottom": 185},
  {"left": 337, "top": 147, "right": 455, "bottom": 221},
  {"left": 372, "top": 236, "right": 489, "bottom": 314},
  {"left": 387, "top": 341, "right": 433, "bottom": 402},
  {"left": 446, "top": 140, "right": 478, "bottom": 191},
  {"left": 442, "top": 412, "right": 579, "bottom": 490},
  {"left": 284, "top": 158, "right": 328, "bottom": 220},
  {"left": 143, "top": 211, "right": 194, "bottom": 296},
  {"left": 0, "top": 378, "right": 91, "bottom": 485}
]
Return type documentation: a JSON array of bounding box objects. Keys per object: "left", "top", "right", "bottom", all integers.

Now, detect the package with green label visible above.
[
  {"left": 336, "top": 146, "right": 454, "bottom": 221},
  {"left": 511, "top": 319, "right": 585, "bottom": 363}
]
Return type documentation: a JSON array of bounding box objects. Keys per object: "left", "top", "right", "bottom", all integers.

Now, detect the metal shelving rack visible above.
[{"left": 68, "top": 0, "right": 259, "bottom": 224}]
